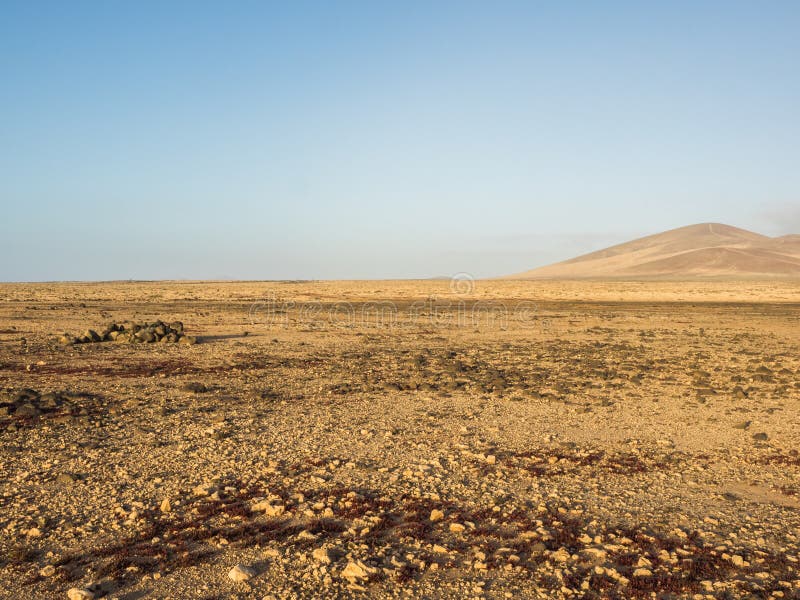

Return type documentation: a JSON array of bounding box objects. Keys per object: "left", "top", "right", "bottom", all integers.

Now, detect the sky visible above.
[{"left": 1, "top": 1, "right": 798, "bottom": 281}]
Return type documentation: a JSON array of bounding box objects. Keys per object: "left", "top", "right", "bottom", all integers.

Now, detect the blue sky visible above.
[{"left": 1, "top": 1, "right": 798, "bottom": 280}]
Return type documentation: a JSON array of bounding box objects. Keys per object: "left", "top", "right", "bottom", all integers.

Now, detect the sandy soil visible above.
[{"left": 0, "top": 280, "right": 799, "bottom": 599}]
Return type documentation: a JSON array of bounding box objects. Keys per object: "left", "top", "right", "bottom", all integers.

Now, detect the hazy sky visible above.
[{"left": 1, "top": 2, "right": 799, "bottom": 280}]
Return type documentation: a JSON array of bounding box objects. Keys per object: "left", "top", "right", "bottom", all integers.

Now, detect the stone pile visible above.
[
  {"left": 58, "top": 320, "right": 197, "bottom": 345},
  {"left": 0, "top": 388, "right": 96, "bottom": 432}
]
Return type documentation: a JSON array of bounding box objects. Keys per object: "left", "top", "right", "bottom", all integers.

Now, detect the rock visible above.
[
  {"left": 38, "top": 392, "right": 60, "bottom": 408},
  {"left": 136, "top": 330, "right": 156, "bottom": 343},
  {"left": 633, "top": 567, "right": 652, "bottom": 577},
  {"left": 312, "top": 547, "right": 332, "bottom": 564},
  {"left": 228, "top": 563, "right": 257, "bottom": 582},
  {"left": 341, "top": 560, "right": 376, "bottom": 583},
  {"left": 449, "top": 523, "right": 465, "bottom": 533},
  {"left": 66, "top": 589, "right": 95, "bottom": 600},
  {"left": 193, "top": 483, "right": 216, "bottom": 496},
  {"left": 752, "top": 432, "right": 769, "bottom": 441},
  {"left": 58, "top": 334, "right": 76, "bottom": 345},
  {"left": 83, "top": 330, "right": 101, "bottom": 343},
  {"left": 551, "top": 548, "right": 571, "bottom": 563},
  {"left": 182, "top": 382, "right": 207, "bottom": 393},
  {"left": 39, "top": 565, "right": 56, "bottom": 577},
  {"left": 160, "top": 498, "right": 171, "bottom": 513},
  {"left": 430, "top": 509, "right": 445, "bottom": 522},
  {"left": 581, "top": 548, "right": 607, "bottom": 563},
  {"left": 252, "top": 501, "right": 285, "bottom": 517},
  {"left": 179, "top": 335, "right": 198, "bottom": 345},
  {"left": 57, "top": 472, "right": 79, "bottom": 486},
  {"left": 14, "top": 388, "right": 39, "bottom": 403},
  {"left": 485, "top": 454, "right": 497, "bottom": 465},
  {"left": 13, "top": 389, "right": 38, "bottom": 402},
  {"left": 14, "top": 403, "right": 41, "bottom": 418}
]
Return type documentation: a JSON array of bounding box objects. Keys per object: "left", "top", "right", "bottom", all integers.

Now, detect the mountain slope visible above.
[{"left": 506, "top": 223, "right": 800, "bottom": 279}]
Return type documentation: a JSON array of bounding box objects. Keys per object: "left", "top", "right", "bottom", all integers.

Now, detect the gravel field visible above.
[{"left": 1, "top": 280, "right": 799, "bottom": 600}]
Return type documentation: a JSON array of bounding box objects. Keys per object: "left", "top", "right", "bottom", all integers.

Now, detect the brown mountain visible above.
[{"left": 506, "top": 223, "right": 800, "bottom": 279}]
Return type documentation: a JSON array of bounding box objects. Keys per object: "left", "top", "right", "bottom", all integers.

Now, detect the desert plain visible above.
[{"left": 0, "top": 279, "right": 799, "bottom": 599}]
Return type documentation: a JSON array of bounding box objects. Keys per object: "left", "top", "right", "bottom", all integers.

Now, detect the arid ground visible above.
[{"left": 1, "top": 280, "right": 799, "bottom": 599}]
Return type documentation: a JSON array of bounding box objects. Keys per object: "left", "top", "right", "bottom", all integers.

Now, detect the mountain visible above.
[{"left": 505, "top": 223, "right": 800, "bottom": 279}]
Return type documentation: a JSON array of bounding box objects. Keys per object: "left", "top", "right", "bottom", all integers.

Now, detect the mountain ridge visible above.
[{"left": 505, "top": 223, "right": 800, "bottom": 279}]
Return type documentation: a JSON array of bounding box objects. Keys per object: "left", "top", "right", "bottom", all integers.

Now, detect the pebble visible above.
[{"left": 66, "top": 589, "right": 95, "bottom": 600}]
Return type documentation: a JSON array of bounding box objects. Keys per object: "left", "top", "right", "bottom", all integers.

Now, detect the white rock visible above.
[
  {"left": 341, "top": 560, "right": 376, "bottom": 583},
  {"left": 312, "top": 547, "right": 332, "bottom": 564},
  {"left": 252, "top": 501, "right": 285, "bottom": 517},
  {"left": 429, "top": 509, "right": 445, "bottom": 522},
  {"left": 550, "top": 548, "right": 571, "bottom": 563},
  {"left": 581, "top": 548, "right": 607, "bottom": 562},
  {"left": 193, "top": 483, "right": 216, "bottom": 496},
  {"left": 228, "top": 564, "right": 257, "bottom": 582},
  {"left": 39, "top": 565, "right": 56, "bottom": 577}
]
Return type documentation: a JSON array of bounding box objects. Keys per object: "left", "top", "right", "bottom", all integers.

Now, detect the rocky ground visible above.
[{"left": 0, "top": 280, "right": 799, "bottom": 599}]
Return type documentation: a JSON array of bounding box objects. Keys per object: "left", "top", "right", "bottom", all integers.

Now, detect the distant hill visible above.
[{"left": 505, "top": 223, "right": 800, "bottom": 279}]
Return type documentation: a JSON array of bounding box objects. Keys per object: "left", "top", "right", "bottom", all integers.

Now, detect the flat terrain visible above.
[{"left": 1, "top": 280, "right": 799, "bottom": 599}]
